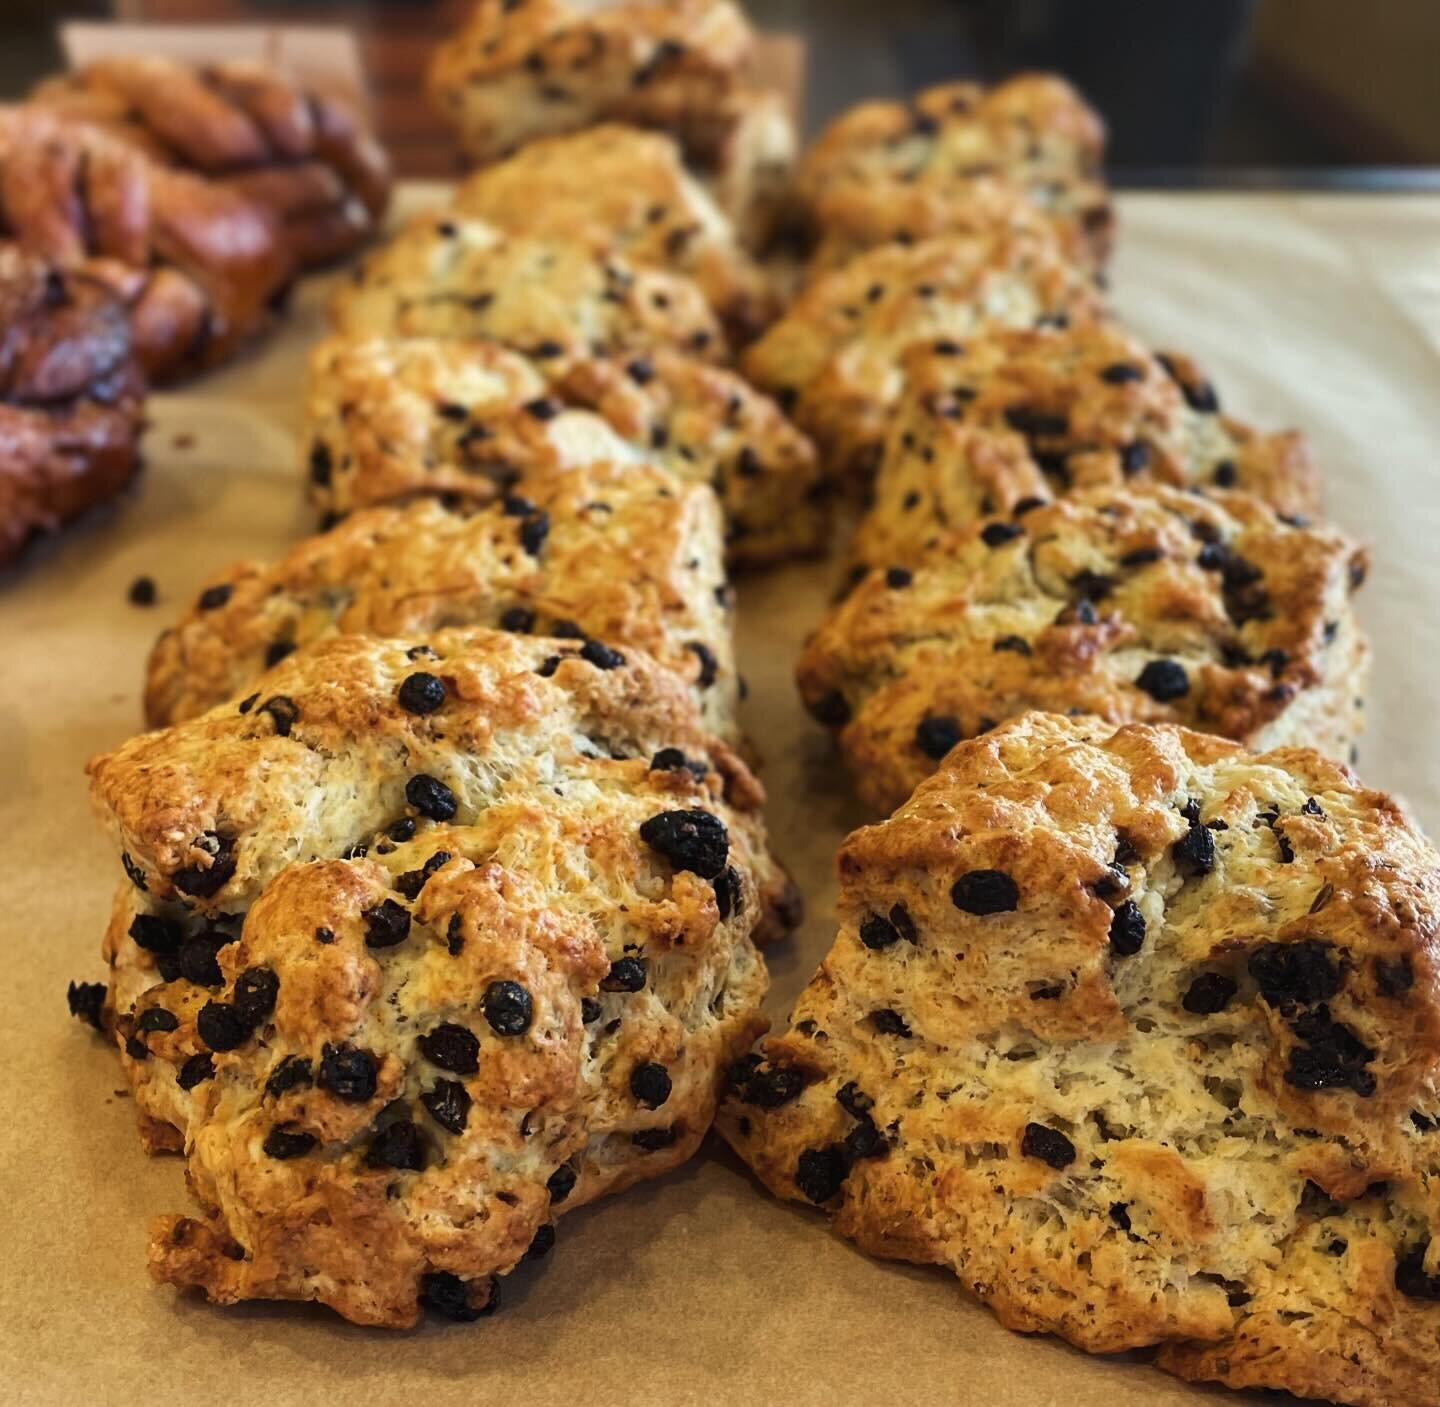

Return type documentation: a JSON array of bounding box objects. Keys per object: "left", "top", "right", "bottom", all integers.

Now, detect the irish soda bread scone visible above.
[
  {"left": 145, "top": 463, "right": 739, "bottom": 737},
  {"left": 429, "top": 0, "right": 754, "bottom": 166},
  {"left": 797, "top": 75, "right": 1111, "bottom": 272},
  {"left": 303, "top": 337, "right": 826, "bottom": 567},
  {"left": 852, "top": 326, "right": 1321, "bottom": 568},
  {"left": 330, "top": 213, "right": 724, "bottom": 367},
  {"left": 451, "top": 125, "right": 774, "bottom": 339},
  {"left": 0, "top": 244, "right": 146, "bottom": 565},
  {"left": 740, "top": 230, "right": 1105, "bottom": 485},
  {"left": 801, "top": 486, "right": 1368, "bottom": 814},
  {"left": 720, "top": 713, "right": 1440, "bottom": 1407},
  {"left": 81, "top": 627, "right": 789, "bottom": 1326}
]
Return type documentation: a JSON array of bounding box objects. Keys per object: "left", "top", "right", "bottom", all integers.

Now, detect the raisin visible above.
[
  {"left": 629, "top": 1062, "right": 672, "bottom": 1108},
  {"left": 632, "top": 1126, "right": 677, "bottom": 1151},
  {"left": 482, "top": 981, "right": 533, "bottom": 1036},
  {"left": 1021, "top": 1122, "right": 1076, "bottom": 1169},
  {"left": 420, "top": 1013, "right": 480, "bottom": 1071},
  {"left": 421, "top": 1079, "right": 472, "bottom": 1135},
  {"left": 363, "top": 898, "right": 411, "bottom": 949},
  {"left": 177, "top": 931, "right": 228, "bottom": 987},
  {"left": 406, "top": 773, "right": 457, "bottom": 822},
  {"left": 733, "top": 1062, "right": 804, "bottom": 1109},
  {"left": 121, "top": 851, "right": 148, "bottom": 891},
  {"left": 859, "top": 913, "right": 901, "bottom": 950},
  {"left": 639, "top": 809, "right": 729, "bottom": 879},
  {"left": 808, "top": 689, "right": 851, "bottom": 726},
  {"left": 197, "top": 583, "right": 233, "bottom": 611},
  {"left": 795, "top": 1145, "right": 849, "bottom": 1203},
  {"left": 398, "top": 672, "right": 446, "bottom": 715},
  {"left": 601, "top": 956, "right": 647, "bottom": 992},
  {"left": 1182, "top": 972, "right": 1238, "bottom": 1014},
  {"left": 366, "top": 1118, "right": 427, "bottom": 1171},
  {"left": 258, "top": 696, "right": 298, "bottom": 737},
  {"left": 993, "top": 634, "right": 1031, "bottom": 655},
  {"left": 836, "top": 1082, "right": 875, "bottom": 1119},
  {"left": 1172, "top": 823, "right": 1215, "bottom": 877},
  {"left": 171, "top": 832, "right": 236, "bottom": 898},
  {"left": 1286, "top": 1006, "right": 1375, "bottom": 1095},
  {"left": 67, "top": 980, "right": 107, "bottom": 1029},
  {"left": 420, "top": 1271, "right": 497, "bottom": 1322},
  {"left": 1249, "top": 940, "right": 1342, "bottom": 1009},
  {"left": 526, "top": 1224, "right": 556, "bottom": 1260},
  {"left": 579, "top": 639, "right": 625, "bottom": 670},
  {"left": 1135, "top": 659, "right": 1189, "bottom": 701},
  {"left": 138, "top": 1007, "right": 178, "bottom": 1034},
  {"left": 520, "top": 512, "right": 550, "bottom": 555},
  {"left": 981, "top": 521, "right": 1023, "bottom": 547},
  {"left": 197, "top": 1001, "right": 250, "bottom": 1052},
  {"left": 233, "top": 967, "right": 278, "bottom": 1028},
  {"left": 914, "top": 714, "right": 963, "bottom": 760},
  {"left": 265, "top": 1055, "right": 313, "bottom": 1099},
  {"left": 951, "top": 869, "right": 1019, "bottom": 914},
  {"left": 318, "top": 1042, "right": 378, "bottom": 1101},
  {"left": 1108, "top": 901, "right": 1146, "bottom": 956},
  {"left": 395, "top": 851, "right": 452, "bottom": 900},
  {"left": 885, "top": 566, "right": 913, "bottom": 588},
  {"left": 650, "top": 746, "right": 707, "bottom": 778},
  {"left": 177, "top": 1052, "right": 215, "bottom": 1089},
  {"left": 686, "top": 641, "right": 718, "bottom": 687},
  {"left": 263, "top": 1126, "right": 316, "bottom": 1160}
]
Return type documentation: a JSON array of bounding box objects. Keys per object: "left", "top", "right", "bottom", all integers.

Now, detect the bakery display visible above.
[
  {"left": 0, "top": 106, "right": 294, "bottom": 382},
  {"left": 802, "top": 485, "right": 1368, "bottom": 814},
  {"left": 797, "top": 75, "right": 1111, "bottom": 272},
  {"left": 851, "top": 325, "right": 1323, "bottom": 569},
  {"left": 144, "top": 463, "right": 739, "bottom": 738},
  {"left": 85, "top": 626, "right": 790, "bottom": 1325},
  {"left": 303, "top": 336, "right": 826, "bottom": 567},
  {"left": 0, "top": 243, "right": 147, "bottom": 566},
  {"left": 330, "top": 213, "right": 726, "bottom": 367},
  {"left": 719, "top": 712, "right": 1440, "bottom": 1407},
  {"left": 28, "top": 56, "right": 392, "bottom": 269},
  {"left": 740, "top": 229, "right": 1106, "bottom": 486},
  {"left": 451, "top": 124, "right": 774, "bottom": 339}
]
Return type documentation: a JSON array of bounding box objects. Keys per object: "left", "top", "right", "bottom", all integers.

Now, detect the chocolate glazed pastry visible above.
[
  {"left": 30, "top": 57, "right": 392, "bottom": 268},
  {"left": 0, "top": 107, "right": 295, "bottom": 382},
  {"left": 0, "top": 243, "right": 146, "bottom": 566}
]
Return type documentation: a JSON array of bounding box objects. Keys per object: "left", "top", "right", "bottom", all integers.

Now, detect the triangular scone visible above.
[{"left": 720, "top": 713, "right": 1440, "bottom": 1407}]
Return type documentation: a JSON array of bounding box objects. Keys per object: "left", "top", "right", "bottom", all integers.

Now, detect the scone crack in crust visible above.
[
  {"left": 450, "top": 124, "right": 776, "bottom": 339},
  {"left": 428, "top": 0, "right": 755, "bottom": 167},
  {"left": 301, "top": 337, "right": 826, "bottom": 567},
  {"left": 853, "top": 325, "right": 1320, "bottom": 569},
  {"left": 739, "top": 230, "right": 1106, "bottom": 487},
  {"left": 143, "top": 462, "right": 739, "bottom": 737},
  {"left": 85, "top": 627, "right": 792, "bottom": 1325},
  {"left": 329, "top": 214, "right": 726, "bottom": 368},
  {"left": 798, "top": 75, "right": 1111, "bottom": 272},
  {"left": 802, "top": 484, "right": 1369, "bottom": 815},
  {"left": 718, "top": 713, "right": 1440, "bottom": 1407}
]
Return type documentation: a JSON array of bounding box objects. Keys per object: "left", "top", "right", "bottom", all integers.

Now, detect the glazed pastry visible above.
[
  {"left": 81, "top": 626, "right": 793, "bottom": 1326},
  {"left": 0, "top": 243, "right": 146, "bottom": 565},
  {"left": 330, "top": 213, "right": 725, "bottom": 369},
  {"left": 798, "top": 75, "right": 1111, "bottom": 271},
  {"left": 852, "top": 325, "right": 1322, "bottom": 569},
  {"left": 721, "top": 712, "right": 1440, "bottom": 1407},
  {"left": 29, "top": 56, "right": 391, "bottom": 267},
  {"left": 303, "top": 336, "right": 825, "bottom": 568},
  {"left": 801, "top": 486, "right": 1368, "bottom": 814},
  {"left": 145, "top": 462, "right": 739, "bottom": 738},
  {"left": 0, "top": 106, "right": 294, "bottom": 381}
]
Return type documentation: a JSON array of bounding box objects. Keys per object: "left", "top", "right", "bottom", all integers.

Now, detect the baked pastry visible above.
[
  {"left": 688, "top": 88, "right": 797, "bottom": 253},
  {"left": 452, "top": 124, "right": 774, "bottom": 340},
  {"left": 797, "top": 75, "right": 1111, "bottom": 272},
  {"left": 29, "top": 56, "right": 391, "bottom": 268},
  {"left": 82, "top": 626, "right": 792, "bottom": 1325},
  {"left": 853, "top": 326, "right": 1323, "bottom": 568},
  {"left": 740, "top": 230, "right": 1106, "bottom": 486},
  {"left": 720, "top": 711, "right": 1440, "bottom": 1407},
  {"left": 330, "top": 213, "right": 725, "bottom": 368},
  {"left": 0, "top": 243, "right": 146, "bottom": 565},
  {"left": 303, "top": 336, "right": 825, "bottom": 568},
  {"left": 429, "top": 0, "right": 754, "bottom": 167},
  {"left": 800, "top": 485, "right": 1368, "bottom": 815},
  {"left": 145, "top": 462, "right": 738, "bottom": 738},
  {"left": 0, "top": 106, "right": 294, "bottom": 381}
]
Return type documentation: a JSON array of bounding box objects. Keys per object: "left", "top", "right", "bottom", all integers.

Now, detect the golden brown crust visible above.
[
  {"left": 853, "top": 325, "right": 1324, "bottom": 569},
  {"left": 719, "top": 712, "right": 1440, "bottom": 1407},
  {"left": 29, "top": 56, "right": 391, "bottom": 268},
  {"left": 801, "top": 485, "right": 1369, "bottom": 815},
  {"left": 302, "top": 337, "right": 825, "bottom": 568},
  {"left": 452, "top": 124, "right": 775, "bottom": 340},
  {"left": 88, "top": 628, "right": 783, "bottom": 1327},
  {"left": 0, "top": 243, "right": 146, "bottom": 564},
  {"left": 330, "top": 213, "right": 725, "bottom": 369},
  {"left": 739, "top": 231, "right": 1106, "bottom": 487},
  {"left": 145, "top": 462, "right": 738, "bottom": 737},
  {"left": 429, "top": 0, "right": 754, "bottom": 167},
  {"left": 798, "top": 75, "right": 1111, "bottom": 272},
  {"left": 0, "top": 105, "right": 295, "bottom": 381}
]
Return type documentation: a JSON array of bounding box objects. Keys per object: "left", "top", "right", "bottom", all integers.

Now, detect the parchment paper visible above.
[{"left": 3, "top": 189, "right": 1439, "bottom": 1406}]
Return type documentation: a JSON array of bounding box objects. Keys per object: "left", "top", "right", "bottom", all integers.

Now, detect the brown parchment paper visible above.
[{"left": 3, "top": 188, "right": 1439, "bottom": 1407}]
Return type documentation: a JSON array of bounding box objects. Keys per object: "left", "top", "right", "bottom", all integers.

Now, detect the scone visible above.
[
  {"left": 451, "top": 125, "right": 775, "bottom": 339},
  {"left": 853, "top": 326, "right": 1321, "bottom": 568},
  {"left": 740, "top": 230, "right": 1106, "bottom": 486},
  {"left": 798, "top": 75, "right": 1111, "bottom": 272},
  {"left": 429, "top": 0, "right": 754, "bottom": 166},
  {"left": 79, "top": 627, "right": 792, "bottom": 1326},
  {"left": 29, "top": 56, "right": 391, "bottom": 267},
  {"left": 0, "top": 106, "right": 294, "bottom": 381},
  {"left": 330, "top": 213, "right": 725, "bottom": 368},
  {"left": 687, "top": 88, "right": 798, "bottom": 253},
  {"left": 145, "top": 462, "right": 739, "bottom": 738},
  {"left": 800, "top": 486, "right": 1368, "bottom": 815},
  {"left": 719, "top": 712, "right": 1440, "bottom": 1407},
  {"left": 0, "top": 244, "right": 146, "bottom": 565},
  {"left": 302, "top": 336, "right": 825, "bottom": 568}
]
